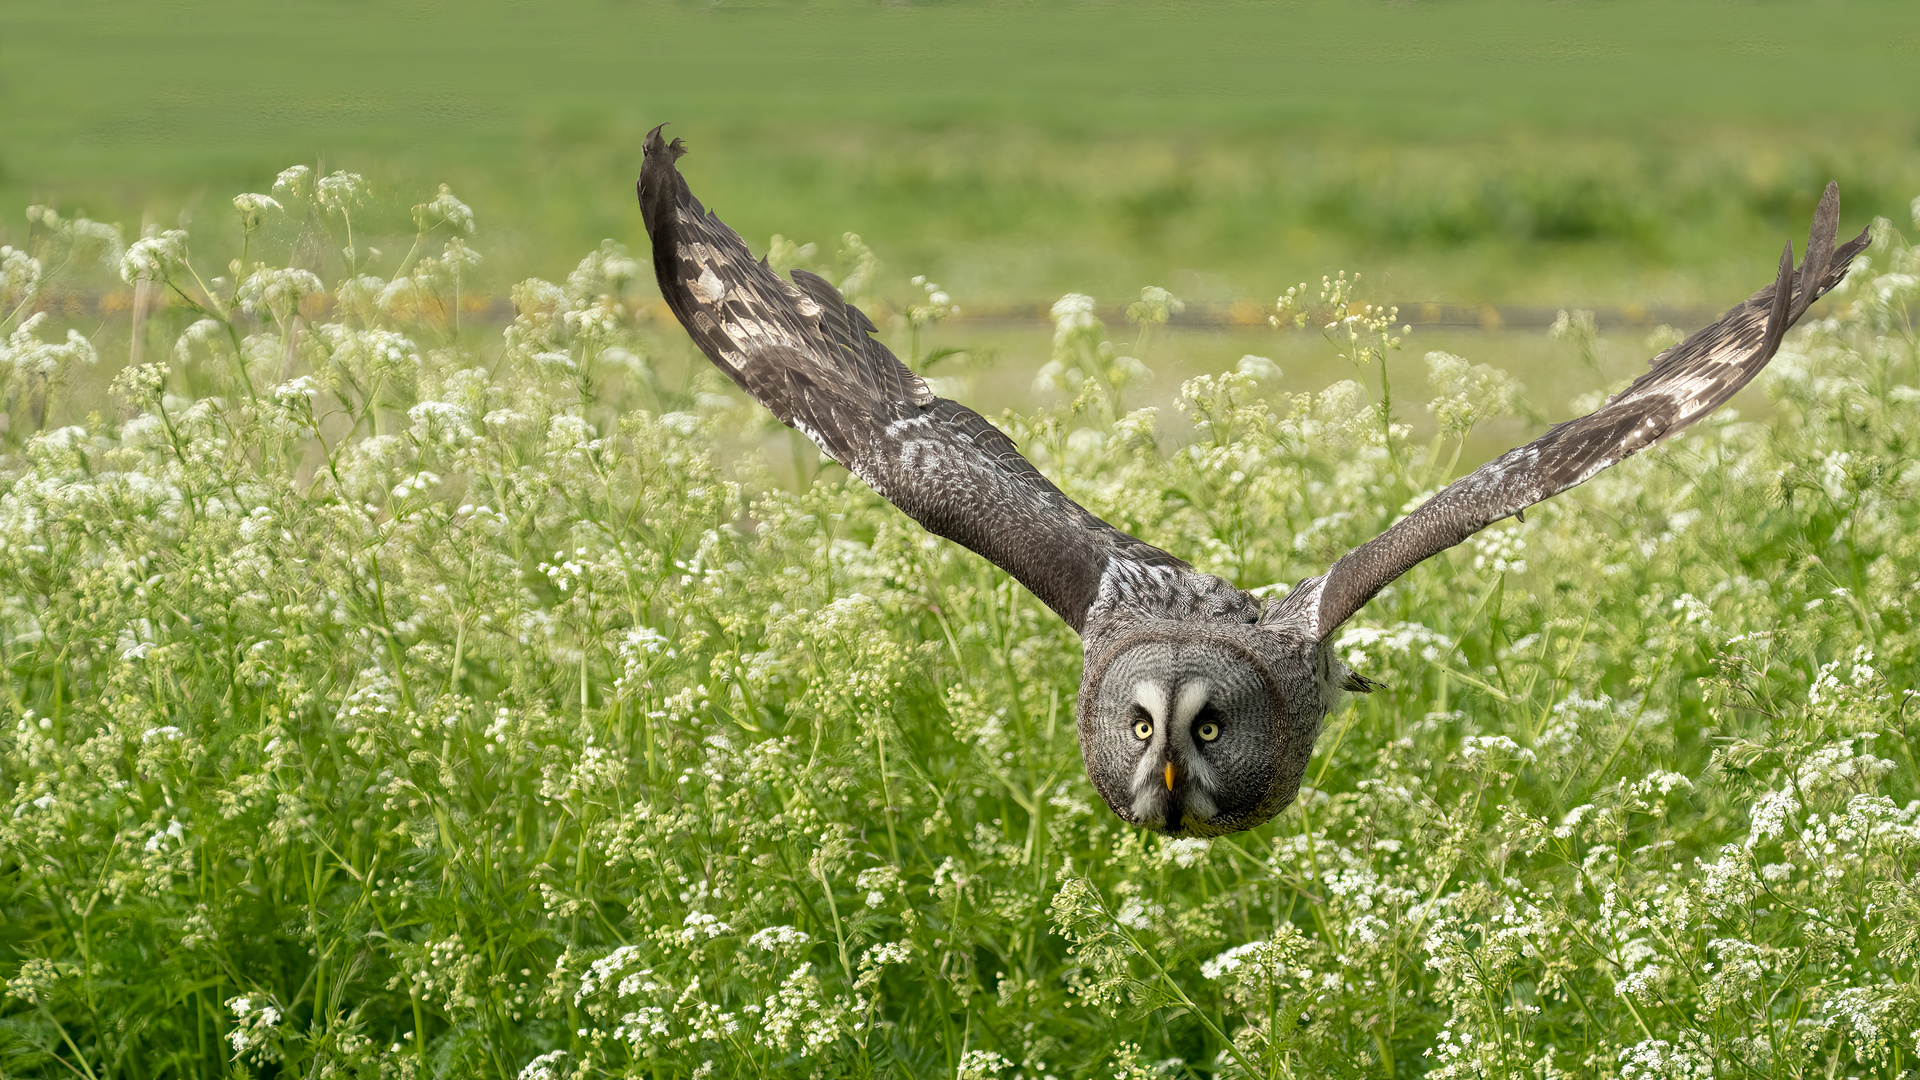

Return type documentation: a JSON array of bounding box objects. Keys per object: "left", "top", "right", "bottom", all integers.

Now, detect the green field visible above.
[
  {"left": 4, "top": 3, "right": 1920, "bottom": 1078},
  {"left": 7, "top": 1, "right": 1920, "bottom": 313}
]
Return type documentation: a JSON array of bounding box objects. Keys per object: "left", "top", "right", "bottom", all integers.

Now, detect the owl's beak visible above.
[{"left": 1164, "top": 761, "right": 1176, "bottom": 791}]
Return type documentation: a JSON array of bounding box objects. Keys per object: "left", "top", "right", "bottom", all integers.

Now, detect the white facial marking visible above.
[
  {"left": 1128, "top": 681, "right": 1168, "bottom": 819},
  {"left": 1173, "top": 680, "right": 1211, "bottom": 725},
  {"left": 1132, "top": 681, "right": 1167, "bottom": 724},
  {"left": 1175, "top": 679, "right": 1223, "bottom": 800}
]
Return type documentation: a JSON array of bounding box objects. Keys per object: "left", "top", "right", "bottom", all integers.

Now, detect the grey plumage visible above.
[
  {"left": 1289, "top": 186, "right": 1865, "bottom": 641},
  {"left": 639, "top": 125, "right": 1867, "bottom": 836},
  {"left": 637, "top": 130, "right": 1181, "bottom": 633}
]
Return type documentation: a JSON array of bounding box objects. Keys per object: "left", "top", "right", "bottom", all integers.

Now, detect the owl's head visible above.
[{"left": 1075, "top": 622, "right": 1330, "bottom": 836}]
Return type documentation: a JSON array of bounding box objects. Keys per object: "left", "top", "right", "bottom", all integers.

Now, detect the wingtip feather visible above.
[
  {"left": 1792, "top": 182, "right": 1843, "bottom": 319},
  {"left": 643, "top": 122, "right": 687, "bottom": 161},
  {"left": 638, "top": 124, "right": 692, "bottom": 236},
  {"left": 1306, "top": 183, "right": 1852, "bottom": 644},
  {"left": 1763, "top": 241, "right": 1795, "bottom": 351}
]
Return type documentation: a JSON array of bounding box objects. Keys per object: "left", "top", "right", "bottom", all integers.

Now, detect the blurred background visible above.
[{"left": 5, "top": 0, "right": 1920, "bottom": 416}]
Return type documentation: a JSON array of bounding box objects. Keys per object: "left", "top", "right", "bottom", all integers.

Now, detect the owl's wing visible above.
[
  {"left": 638, "top": 126, "right": 1183, "bottom": 633},
  {"left": 1283, "top": 183, "right": 1866, "bottom": 642}
]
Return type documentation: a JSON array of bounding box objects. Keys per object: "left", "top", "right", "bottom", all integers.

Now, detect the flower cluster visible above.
[{"left": 0, "top": 172, "right": 1916, "bottom": 1080}]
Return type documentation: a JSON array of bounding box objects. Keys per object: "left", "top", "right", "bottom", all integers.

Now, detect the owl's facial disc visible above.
[
  {"left": 1078, "top": 629, "right": 1297, "bottom": 837},
  {"left": 1126, "top": 678, "right": 1223, "bottom": 833}
]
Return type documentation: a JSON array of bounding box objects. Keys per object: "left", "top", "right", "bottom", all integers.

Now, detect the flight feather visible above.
[
  {"left": 1292, "top": 183, "right": 1868, "bottom": 641},
  {"left": 638, "top": 125, "right": 1183, "bottom": 632}
]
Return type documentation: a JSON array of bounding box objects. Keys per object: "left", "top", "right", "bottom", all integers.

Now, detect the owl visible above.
[{"left": 637, "top": 125, "right": 1865, "bottom": 837}]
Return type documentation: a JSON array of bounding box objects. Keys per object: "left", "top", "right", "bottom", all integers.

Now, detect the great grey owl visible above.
[{"left": 637, "top": 125, "right": 1866, "bottom": 837}]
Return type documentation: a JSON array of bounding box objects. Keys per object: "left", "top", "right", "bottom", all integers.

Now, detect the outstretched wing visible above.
[
  {"left": 637, "top": 125, "right": 1182, "bottom": 633},
  {"left": 1286, "top": 183, "right": 1866, "bottom": 642}
]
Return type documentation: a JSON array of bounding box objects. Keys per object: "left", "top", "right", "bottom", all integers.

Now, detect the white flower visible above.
[
  {"left": 1157, "top": 837, "right": 1211, "bottom": 868},
  {"left": 1235, "top": 354, "right": 1281, "bottom": 383},
  {"left": 272, "top": 164, "right": 312, "bottom": 198},
  {"left": 1312, "top": 379, "right": 1376, "bottom": 448},
  {"left": 1617, "top": 1032, "right": 1714, "bottom": 1080},
  {"left": 316, "top": 170, "right": 366, "bottom": 212},
  {"left": 0, "top": 245, "right": 41, "bottom": 306},
  {"left": 678, "top": 910, "right": 733, "bottom": 942},
  {"left": 1826, "top": 984, "right": 1895, "bottom": 1044},
  {"left": 905, "top": 275, "right": 959, "bottom": 326},
  {"left": 861, "top": 940, "right": 913, "bottom": 967},
  {"left": 1126, "top": 285, "right": 1184, "bottom": 325},
  {"left": 224, "top": 994, "right": 283, "bottom": 1062},
  {"left": 1470, "top": 524, "right": 1527, "bottom": 575},
  {"left": 422, "top": 184, "right": 475, "bottom": 234},
  {"left": 576, "top": 946, "right": 645, "bottom": 1003},
  {"left": 1335, "top": 621, "right": 1450, "bottom": 669},
  {"left": 1747, "top": 788, "right": 1800, "bottom": 846},
  {"left": 232, "top": 192, "right": 283, "bottom": 228},
  {"left": 1, "top": 313, "right": 97, "bottom": 376},
  {"left": 1553, "top": 803, "right": 1596, "bottom": 839},
  {"left": 1460, "top": 734, "right": 1536, "bottom": 765},
  {"left": 145, "top": 817, "right": 186, "bottom": 853},
  {"left": 1200, "top": 927, "right": 1309, "bottom": 995},
  {"left": 1050, "top": 292, "right": 1099, "bottom": 340},
  {"left": 957, "top": 1049, "right": 1014, "bottom": 1079},
  {"left": 237, "top": 267, "right": 322, "bottom": 318},
  {"left": 273, "top": 376, "right": 321, "bottom": 404},
  {"left": 518, "top": 1050, "right": 569, "bottom": 1080},
  {"left": 1112, "top": 407, "right": 1158, "bottom": 444},
  {"left": 748, "top": 925, "right": 811, "bottom": 953},
  {"left": 408, "top": 400, "right": 475, "bottom": 449},
  {"left": 120, "top": 230, "right": 189, "bottom": 284},
  {"left": 1426, "top": 350, "right": 1521, "bottom": 437},
  {"left": 855, "top": 865, "right": 901, "bottom": 908}
]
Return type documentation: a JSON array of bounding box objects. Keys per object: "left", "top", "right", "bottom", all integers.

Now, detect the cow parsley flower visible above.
[
  {"left": 316, "top": 170, "right": 366, "bottom": 212},
  {"left": 421, "top": 184, "right": 475, "bottom": 234},
  {"left": 237, "top": 267, "right": 322, "bottom": 319},
  {"left": 1, "top": 313, "right": 97, "bottom": 376},
  {"left": 1427, "top": 350, "right": 1521, "bottom": 436},
  {"left": 232, "top": 192, "right": 283, "bottom": 229},
  {"left": 518, "top": 1051, "right": 568, "bottom": 1080},
  {"left": 272, "top": 164, "right": 311, "bottom": 198},
  {"left": 120, "top": 230, "right": 188, "bottom": 284},
  {"left": 0, "top": 245, "right": 40, "bottom": 307}
]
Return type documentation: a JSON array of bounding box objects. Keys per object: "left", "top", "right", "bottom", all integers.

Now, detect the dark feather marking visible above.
[
  {"left": 639, "top": 125, "right": 1182, "bottom": 632},
  {"left": 1341, "top": 671, "right": 1379, "bottom": 693},
  {"left": 1302, "top": 183, "right": 1865, "bottom": 641}
]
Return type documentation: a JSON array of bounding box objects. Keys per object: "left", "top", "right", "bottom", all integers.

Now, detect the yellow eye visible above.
[
  {"left": 1133, "top": 719, "right": 1153, "bottom": 740},
  {"left": 1197, "top": 721, "right": 1220, "bottom": 742}
]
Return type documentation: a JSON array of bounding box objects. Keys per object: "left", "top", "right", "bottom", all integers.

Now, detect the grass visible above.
[
  {"left": 0, "top": 151, "right": 1918, "bottom": 1079},
  {"left": 6, "top": 1, "right": 1920, "bottom": 312}
]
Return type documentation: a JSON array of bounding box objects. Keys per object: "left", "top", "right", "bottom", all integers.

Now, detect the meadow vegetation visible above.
[{"left": 1, "top": 166, "right": 1919, "bottom": 1080}]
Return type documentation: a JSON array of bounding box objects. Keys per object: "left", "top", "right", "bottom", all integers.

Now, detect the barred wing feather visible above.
[
  {"left": 637, "top": 125, "right": 1182, "bottom": 633},
  {"left": 1298, "top": 183, "right": 1867, "bottom": 641}
]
